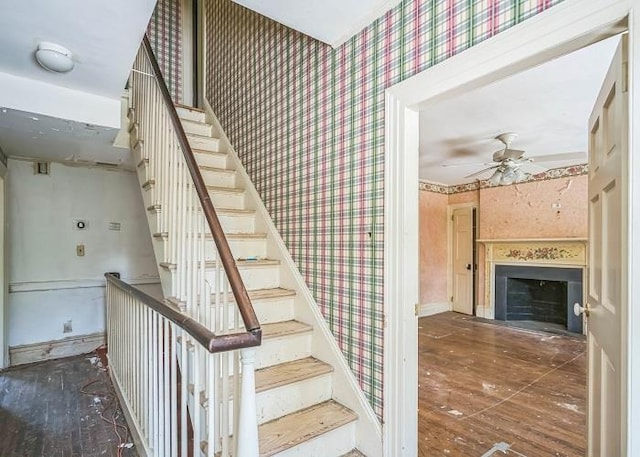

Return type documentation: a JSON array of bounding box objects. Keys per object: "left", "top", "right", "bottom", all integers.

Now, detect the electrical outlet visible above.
[
  {"left": 63, "top": 320, "right": 72, "bottom": 333},
  {"left": 76, "top": 244, "right": 85, "bottom": 256}
]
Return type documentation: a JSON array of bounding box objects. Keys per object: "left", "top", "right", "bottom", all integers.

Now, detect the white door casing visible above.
[
  {"left": 384, "top": 1, "right": 639, "bottom": 456},
  {"left": 585, "top": 34, "right": 628, "bottom": 456},
  {"left": 451, "top": 207, "right": 473, "bottom": 315}
]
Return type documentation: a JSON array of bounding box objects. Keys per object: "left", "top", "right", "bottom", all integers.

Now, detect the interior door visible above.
[
  {"left": 451, "top": 207, "right": 473, "bottom": 315},
  {"left": 584, "top": 35, "right": 628, "bottom": 456}
]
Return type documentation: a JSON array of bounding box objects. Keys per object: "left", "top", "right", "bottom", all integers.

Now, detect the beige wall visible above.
[
  {"left": 419, "top": 175, "right": 588, "bottom": 308},
  {"left": 419, "top": 191, "right": 449, "bottom": 304}
]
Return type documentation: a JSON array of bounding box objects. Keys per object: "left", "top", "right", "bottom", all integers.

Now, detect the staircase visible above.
[{"left": 121, "top": 38, "right": 381, "bottom": 457}]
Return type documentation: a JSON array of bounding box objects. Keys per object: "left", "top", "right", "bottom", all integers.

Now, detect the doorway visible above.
[{"left": 382, "top": 2, "right": 640, "bottom": 456}]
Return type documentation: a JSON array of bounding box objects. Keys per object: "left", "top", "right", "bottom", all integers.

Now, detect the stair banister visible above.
[{"left": 140, "top": 36, "right": 261, "bottom": 339}]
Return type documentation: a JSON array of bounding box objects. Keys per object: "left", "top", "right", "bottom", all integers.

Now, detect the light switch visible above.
[{"left": 76, "top": 244, "right": 85, "bottom": 256}]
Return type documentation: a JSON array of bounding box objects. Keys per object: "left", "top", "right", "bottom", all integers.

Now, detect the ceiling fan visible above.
[{"left": 443, "top": 132, "right": 586, "bottom": 186}]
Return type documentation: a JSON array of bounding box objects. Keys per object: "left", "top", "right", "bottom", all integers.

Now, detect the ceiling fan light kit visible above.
[{"left": 446, "top": 131, "right": 583, "bottom": 186}]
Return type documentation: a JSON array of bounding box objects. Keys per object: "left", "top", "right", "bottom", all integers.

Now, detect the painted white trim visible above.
[
  {"left": 417, "top": 302, "right": 450, "bottom": 318},
  {"left": 8, "top": 331, "right": 105, "bottom": 366},
  {"left": 202, "top": 98, "right": 383, "bottom": 457},
  {"left": 383, "top": 93, "right": 419, "bottom": 457},
  {"left": 329, "top": 0, "right": 403, "bottom": 48},
  {"left": 384, "top": 0, "right": 638, "bottom": 455},
  {"left": 0, "top": 163, "right": 6, "bottom": 369},
  {"left": 9, "top": 278, "right": 160, "bottom": 293},
  {"left": 108, "top": 355, "right": 151, "bottom": 457},
  {"left": 181, "top": 0, "right": 194, "bottom": 106}
]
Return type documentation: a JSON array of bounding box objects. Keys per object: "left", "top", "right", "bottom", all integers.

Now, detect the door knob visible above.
[
  {"left": 466, "top": 264, "right": 472, "bottom": 270},
  {"left": 574, "top": 302, "right": 591, "bottom": 318}
]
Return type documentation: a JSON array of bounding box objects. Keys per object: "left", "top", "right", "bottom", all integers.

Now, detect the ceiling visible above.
[
  {"left": 0, "top": 0, "right": 155, "bottom": 168},
  {"left": 419, "top": 35, "right": 621, "bottom": 186},
  {"left": 233, "top": 0, "right": 402, "bottom": 47},
  {"left": 0, "top": 108, "right": 132, "bottom": 168},
  {"left": 0, "top": 0, "right": 156, "bottom": 100}
]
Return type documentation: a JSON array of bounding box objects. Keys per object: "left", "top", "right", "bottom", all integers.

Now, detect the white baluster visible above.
[{"left": 235, "top": 348, "right": 259, "bottom": 457}]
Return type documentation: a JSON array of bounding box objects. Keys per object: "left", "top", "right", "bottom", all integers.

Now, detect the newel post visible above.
[{"left": 236, "top": 348, "right": 259, "bottom": 457}]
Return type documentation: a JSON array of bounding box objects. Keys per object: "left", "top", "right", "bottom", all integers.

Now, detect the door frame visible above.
[
  {"left": 382, "top": 0, "right": 640, "bottom": 455},
  {"left": 447, "top": 202, "right": 477, "bottom": 315}
]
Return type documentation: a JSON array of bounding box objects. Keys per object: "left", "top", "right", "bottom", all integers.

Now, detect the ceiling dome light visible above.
[{"left": 35, "top": 41, "right": 75, "bottom": 73}]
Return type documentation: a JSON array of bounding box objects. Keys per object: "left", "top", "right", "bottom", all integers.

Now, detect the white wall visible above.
[{"left": 7, "top": 159, "right": 158, "bottom": 347}]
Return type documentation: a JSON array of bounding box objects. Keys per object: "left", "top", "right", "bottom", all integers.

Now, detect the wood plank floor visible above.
[
  {"left": 0, "top": 354, "right": 138, "bottom": 457},
  {"left": 418, "top": 312, "right": 586, "bottom": 457}
]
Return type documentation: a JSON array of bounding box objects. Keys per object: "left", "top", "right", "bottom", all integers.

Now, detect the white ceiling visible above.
[
  {"left": 0, "top": 108, "right": 132, "bottom": 168},
  {"left": 0, "top": 0, "right": 156, "bottom": 99},
  {"left": 233, "top": 0, "right": 402, "bottom": 47},
  {"left": 0, "top": 0, "right": 155, "bottom": 169},
  {"left": 419, "top": 35, "right": 621, "bottom": 186}
]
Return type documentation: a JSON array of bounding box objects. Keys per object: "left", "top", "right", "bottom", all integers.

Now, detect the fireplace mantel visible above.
[{"left": 477, "top": 238, "right": 587, "bottom": 319}]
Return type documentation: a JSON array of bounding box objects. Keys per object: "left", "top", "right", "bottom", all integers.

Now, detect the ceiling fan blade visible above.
[
  {"left": 442, "top": 161, "right": 495, "bottom": 168},
  {"left": 465, "top": 166, "right": 499, "bottom": 179},
  {"left": 531, "top": 151, "right": 587, "bottom": 163}
]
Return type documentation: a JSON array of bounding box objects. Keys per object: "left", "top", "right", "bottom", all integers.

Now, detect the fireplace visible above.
[{"left": 494, "top": 265, "right": 583, "bottom": 333}]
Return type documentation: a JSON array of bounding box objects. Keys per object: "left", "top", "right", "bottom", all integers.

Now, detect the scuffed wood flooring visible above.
[
  {"left": 0, "top": 354, "right": 138, "bottom": 457},
  {"left": 418, "top": 312, "right": 586, "bottom": 457}
]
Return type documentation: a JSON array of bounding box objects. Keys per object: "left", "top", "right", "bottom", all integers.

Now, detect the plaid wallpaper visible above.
[
  {"left": 205, "top": 0, "right": 563, "bottom": 418},
  {"left": 148, "top": 0, "right": 183, "bottom": 103}
]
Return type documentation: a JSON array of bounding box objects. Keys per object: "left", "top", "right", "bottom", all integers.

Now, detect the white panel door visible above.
[
  {"left": 451, "top": 207, "right": 473, "bottom": 315},
  {"left": 584, "top": 35, "right": 628, "bottom": 457}
]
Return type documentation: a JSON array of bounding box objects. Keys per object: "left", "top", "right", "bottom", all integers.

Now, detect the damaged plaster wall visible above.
[{"left": 7, "top": 159, "right": 158, "bottom": 359}]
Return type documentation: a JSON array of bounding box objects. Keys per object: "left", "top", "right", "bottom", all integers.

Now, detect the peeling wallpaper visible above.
[
  {"left": 205, "top": 0, "right": 564, "bottom": 417},
  {"left": 147, "top": 0, "right": 183, "bottom": 103}
]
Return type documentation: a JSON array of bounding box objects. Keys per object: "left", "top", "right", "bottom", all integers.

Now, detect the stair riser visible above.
[
  {"left": 147, "top": 211, "right": 255, "bottom": 235},
  {"left": 205, "top": 238, "right": 267, "bottom": 261},
  {"left": 209, "top": 190, "right": 246, "bottom": 210},
  {"left": 203, "top": 266, "right": 280, "bottom": 292},
  {"left": 181, "top": 120, "right": 213, "bottom": 136},
  {"left": 274, "top": 422, "right": 356, "bottom": 457},
  {"left": 209, "top": 298, "right": 295, "bottom": 325},
  {"left": 201, "top": 169, "right": 236, "bottom": 188},
  {"left": 188, "top": 135, "right": 221, "bottom": 152},
  {"left": 176, "top": 107, "right": 206, "bottom": 123},
  {"left": 195, "top": 151, "right": 227, "bottom": 169},
  {"left": 254, "top": 374, "right": 333, "bottom": 425},
  {"left": 256, "top": 333, "right": 312, "bottom": 370}
]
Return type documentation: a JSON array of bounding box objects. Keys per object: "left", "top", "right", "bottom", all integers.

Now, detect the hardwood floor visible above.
[
  {"left": 0, "top": 354, "right": 138, "bottom": 457},
  {"left": 418, "top": 312, "right": 586, "bottom": 457}
]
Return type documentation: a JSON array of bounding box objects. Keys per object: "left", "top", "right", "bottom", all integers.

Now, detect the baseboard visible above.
[
  {"left": 9, "top": 332, "right": 105, "bottom": 366},
  {"left": 418, "top": 302, "right": 451, "bottom": 317}
]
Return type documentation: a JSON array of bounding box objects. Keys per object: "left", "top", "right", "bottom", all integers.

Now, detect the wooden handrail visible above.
[
  {"left": 140, "top": 36, "right": 261, "bottom": 341},
  {"left": 106, "top": 273, "right": 261, "bottom": 352}
]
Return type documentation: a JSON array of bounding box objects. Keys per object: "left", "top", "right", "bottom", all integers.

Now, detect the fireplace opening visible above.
[
  {"left": 506, "top": 278, "right": 567, "bottom": 325},
  {"left": 495, "top": 265, "right": 583, "bottom": 333}
]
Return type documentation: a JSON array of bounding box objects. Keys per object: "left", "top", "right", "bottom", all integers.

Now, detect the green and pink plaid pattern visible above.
[
  {"left": 147, "top": 0, "right": 182, "bottom": 103},
  {"left": 205, "top": 0, "right": 562, "bottom": 418}
]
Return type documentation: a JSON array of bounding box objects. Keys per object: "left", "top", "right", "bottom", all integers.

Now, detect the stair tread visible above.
[
  {"left": 193, "top": 148, "right": 226, "bottom": 157},
  {"left": 258, "top": 400, "right": 357, "bottom": 457},
  {"left": 146, "top": 204, "right": 254, "bottom": 216},
  {"left": 153, "top": 231, "right": 266, "bottom": 240},
  {"left": 187, "top": 132, "right": 219, "bottom": 141},
  {"left": 255, "top": 356, "right": 333, "bottom": 393},
  {"left": 175, "top": 103, "right": 205, "bottom": 113},
  {"left": 159, "top": 258, "right": 280, "bottom": 269},
  {"left": 200, "top": 165, "right": 236, "bottom": 174},
  {"left": 263, "top": 320, "right": 312, "bottom": 339},
  {"left": 341, "top": 451, "right": 367, "bottom": 457},
  {"left": 207, "top": 184, "right": 245, "bottom": 194}
]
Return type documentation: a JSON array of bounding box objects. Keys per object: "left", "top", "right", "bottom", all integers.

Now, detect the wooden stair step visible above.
[
  {"left": 199, "top": 165, "right": 236, "bottom": 175},
  {"left": 192, "top": 148, "right": 226, "bottom": 157},
  {"left": 146, "top": 204, "right": 255, "bottom": 216},
  {"left": 175, "top": 103, "right": 205, "bottom": 113},
  {"left": 207, "top": 184, "right": 245, "bottom": 194},
  {"left": 255, "top": 356, "right": 333, "bottom": 393},
  {"left": 258, "top": 400, "right": 358, "bottom": 457},
  {"left": 341, "top": 450, "right": 367, "bottom": 457},
  {"left": 153, "top": 232, "right": 266, "bottom": 240},
  {"left": 168, "top": 287, "right": 295, "bottom": 309},
  {"left": 262, "top": 320, "right": 312, "bottom": 340},
  {"left": 159, "top": 258, "right": 280, "bottom": 270}
]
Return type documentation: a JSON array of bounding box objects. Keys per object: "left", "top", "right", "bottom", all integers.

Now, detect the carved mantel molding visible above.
[{"left": 477, "top": 238, "right": 588, "bottom": 319}]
